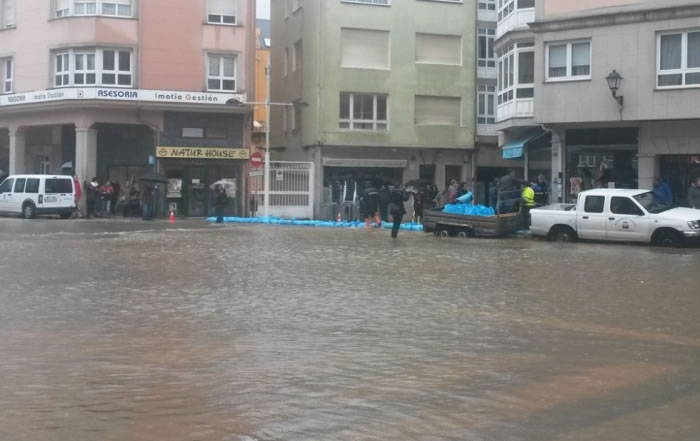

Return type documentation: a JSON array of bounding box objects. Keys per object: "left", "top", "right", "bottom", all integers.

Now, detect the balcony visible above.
[
  {"left": 477, "top": 124, "right": 498, "bottom": 138},
  {"left": 496, "top": 97, "right": 534, "bottom": 123},
  {"left": 478, "top": 8, "right": 497, "bottom": 24},
  {"left": 496, "top": 7, "right": 535, "bottom": 39},
  {"left": 477, "top": 66, "right": 497, "bottom": 80}
]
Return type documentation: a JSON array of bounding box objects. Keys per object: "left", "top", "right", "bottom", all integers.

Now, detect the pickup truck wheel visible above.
[
  {"left": 654, "top": 230, "right": 683, "bottom": 248},
  {"left": 22, "top": 203, "right": 36, "bottom": 219},
  {"left": 437, "top": 229, "right": 450, "bottom": 238},
  {"left": 457, "top": 231, "right": 469, "bottom": 239},
  {"left": 550, "top": 226, "right": 577, "bottom": 243}
]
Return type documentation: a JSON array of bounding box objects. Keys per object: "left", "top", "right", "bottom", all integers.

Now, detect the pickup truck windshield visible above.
[{"left": 633, "top": 191, "right": 675, "bottom": 214}]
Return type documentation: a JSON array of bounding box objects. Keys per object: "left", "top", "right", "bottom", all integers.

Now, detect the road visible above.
[{"left": 0, "top": 217, "right": 699, "bottom": 441}]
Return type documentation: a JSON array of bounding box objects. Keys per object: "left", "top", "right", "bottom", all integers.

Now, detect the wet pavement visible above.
[{"left": 0, "top": 217, "right": 699, "bottom": 441}]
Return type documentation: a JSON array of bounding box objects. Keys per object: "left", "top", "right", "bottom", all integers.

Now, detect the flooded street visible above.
[{"left": 0, "top": 218, "right": 699, "bottom": 441}]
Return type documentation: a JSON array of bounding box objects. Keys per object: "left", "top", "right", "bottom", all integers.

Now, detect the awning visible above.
[{"left": 502, "top": 129, "right": 546, "bottom": 159}]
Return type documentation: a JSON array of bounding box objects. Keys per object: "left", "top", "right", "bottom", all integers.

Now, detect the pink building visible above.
[{"left": 0, "top": 0, "right": 255, "bottom": 217}]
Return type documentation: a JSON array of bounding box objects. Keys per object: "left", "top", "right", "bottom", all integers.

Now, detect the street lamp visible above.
[
  {"left": 228, "top": 62, "right": 308, "bottom": 218},
  {"left": 605, "top": 70, "right": 624, "bottom": 107}
]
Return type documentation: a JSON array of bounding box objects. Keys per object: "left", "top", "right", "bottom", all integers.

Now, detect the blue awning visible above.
[{"left": 502, "top": 129, "right": 546, "bottom": 159}]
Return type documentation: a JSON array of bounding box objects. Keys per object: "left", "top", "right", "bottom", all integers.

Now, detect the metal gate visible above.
[{"left": 249, "top": 161, "right": 314, "bottom": 219}]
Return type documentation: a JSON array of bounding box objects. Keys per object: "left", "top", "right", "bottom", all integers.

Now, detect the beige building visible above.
[
  {"left": 532, "top": 0, "right": 700, "bottom": 204},
  {"left": 0, "top": 0, "right": 255, "bottom": 217}
]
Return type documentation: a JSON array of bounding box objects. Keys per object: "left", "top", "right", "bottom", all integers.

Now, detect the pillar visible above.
[
  {"left": 8, "top": 128, "right": 26, "bottom": 175},
  {"left": 75, "top": 127, "right": 98, "bottom": 213},
  {"left": 550, "top": 129, "right": 565, "bottom": 203},
  {"left": 637, "top": 154, "right": 656, "bottom": 190}
]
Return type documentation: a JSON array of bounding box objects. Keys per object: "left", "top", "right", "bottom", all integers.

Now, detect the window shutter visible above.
[
  {"left": 4, "top": 0, "right": 15, "bottom": 26},
  {"left": 341, "top": 28, "right": 390, "bottom": 70},
  {"left": 414, "top": 96, "right": 461, "bottom": 126},
  {"left": 571, "top": 43, "right": 589, "bottom": 67},
  {"left": 208, "top": 0, "right": 235, "bottom": 16},
  {"left": 415, "top": 34, "right": 462, "bottom": 65}
]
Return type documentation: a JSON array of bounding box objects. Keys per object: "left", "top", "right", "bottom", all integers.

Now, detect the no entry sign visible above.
[{"left": 250, "top": 152, "right": 264, "bottom": 169}]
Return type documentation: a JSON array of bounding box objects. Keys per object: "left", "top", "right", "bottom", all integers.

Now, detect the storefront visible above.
[{"left": 565, "top": 128, "right": 638, "bottom": 201}]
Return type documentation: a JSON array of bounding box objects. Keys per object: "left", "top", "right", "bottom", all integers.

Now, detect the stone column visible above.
[
  {"left": 8, "top": 128, "right": 26, "bottom": 175},
  {"left": 637, "top": 155, "right": 656, "bottom": 190},
  {"left": 550, "top": 129, "right": 566, "bottom": 203},
  {"left": 75, "top": 127, "right": 98, "bottom": 213}
]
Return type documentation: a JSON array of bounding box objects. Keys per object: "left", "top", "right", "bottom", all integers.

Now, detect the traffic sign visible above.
[{"left": 250, "top": 152, "right": 264, "bottom": 169}]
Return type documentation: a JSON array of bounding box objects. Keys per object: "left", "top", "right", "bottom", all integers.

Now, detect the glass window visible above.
[
  {"left": 416, "top": 33, "right": 462, "bottom": 65},
  {"left": 1, "top": 57, "right": 12, "bottom": 93},
  {"left": 74, "top": 52, "right": 96, "bottom": 85},
  {"left": 572, "top": 42, "right": 590, "bottom": 76},
  {"left": 414, "top": 95, "right": 461, "bottom": 126},
  {"left": 340, "top": 28, "right": 390, "bottom": 70},
  {"left": 610, "top": 197, "right": 644, "bottom": 216},
  {"left": 101, "top": 50, "right": 131, "bottom": 86},
  {"left": 13, "top": 178, "right": 25, "bottom": 193},
  {"left": 182, "top": 128, "right": 204, "bottom": 138},
  {"left": 548, "top": 44, "right": 567, "bottom": 78},
  {"left": 55, "top": 52, "right": 70, "bottom": 87},
  {"left": 3, "top": 0, "right": 15, "bottom": 27},
  {"left": 547, "top": 41, "right": 590, "bottom": 80},
  {"left": 518, "top": 51, "right": 534, "bottom": 84},
  {"left": 207, "top": 0, "right": 236, "bottom": 24},
  {"left": 205, "top": 127, "right": 228, "bottom": 139},
  {"left": 0, "top": 178, "right": 13, "bottom": 193},
  {"left": 477, "top": 28, "right": 496, "bottom": 68},
  {"left": 477, "top": 84, "right": 496, "bottom": 125},
  {"left": 518, "top": 0, "right": 534, "bottom": 7},
  {"left": 658, "top": 31, "right": 700, "bottom": 88},
  {"left": 479, "top": 0, "right": 496, "bottom": 10},
  {"left": 339, "top": 93, "right": 388, "bottom": 130},
  {"left": 584, "top": 195, "right": 605, "bottom": 213},
  {"left": 25, "top": 179, "right": 40, "bottom": 194},
  {"left": 45, "top": 178, "right": 73, "bottom": 194},
  {"left": 207, "top": 54, "right": 237, "bottom": 91}
]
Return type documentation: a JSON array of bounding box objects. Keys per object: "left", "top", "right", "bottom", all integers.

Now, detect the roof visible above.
[
  {"left": 580, "top": 189, "right": 649, "bottom": 196},
  {"left": 256, "top": 19, "right": 271, "bottom": 48}
]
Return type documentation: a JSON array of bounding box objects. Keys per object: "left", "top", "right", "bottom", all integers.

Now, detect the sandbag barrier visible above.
[{"left": 206, "top": 216, "right": 424, "bottom": 232}]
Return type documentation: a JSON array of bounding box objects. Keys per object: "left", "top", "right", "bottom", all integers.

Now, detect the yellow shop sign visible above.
[{"left": 156, "top": 147, "right": 250, "bottom": 160}]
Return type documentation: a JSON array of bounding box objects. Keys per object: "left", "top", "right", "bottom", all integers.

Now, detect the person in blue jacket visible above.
[{"left": 652, "top": 178, "right": 673, "bottom": 205}]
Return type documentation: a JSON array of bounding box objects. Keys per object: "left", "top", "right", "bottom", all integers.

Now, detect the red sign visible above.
[{"left": 250, "top": 152, "right": 264, "bottom": 169}]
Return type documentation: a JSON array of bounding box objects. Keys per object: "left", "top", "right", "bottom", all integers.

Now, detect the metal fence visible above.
[{"left": 249, "top": 161, "right": 314, "bottom": 219}]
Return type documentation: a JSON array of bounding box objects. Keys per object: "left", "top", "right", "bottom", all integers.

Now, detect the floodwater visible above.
[{"left": 0, "top": 218, "right": 699, "bottom": 441}]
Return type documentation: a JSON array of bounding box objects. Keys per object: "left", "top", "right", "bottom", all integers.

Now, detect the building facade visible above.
[
  {"left": 532, "top": 0, "right": 700, "bottom": 205},
  {"left": 270, "top": 0, "right": 476, "bottom": 217},
  {"left": 0, "top": 0, "right": 255, "bottom": 217}
]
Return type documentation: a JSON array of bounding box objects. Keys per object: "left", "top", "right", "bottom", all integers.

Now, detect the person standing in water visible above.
[{"left": 388, "top": 186, "right": 409, "bottom": 239}]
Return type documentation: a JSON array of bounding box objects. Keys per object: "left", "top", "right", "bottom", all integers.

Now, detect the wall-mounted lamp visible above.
[{"left": 605, "top": 70, "right": 624, "bottom": 107}]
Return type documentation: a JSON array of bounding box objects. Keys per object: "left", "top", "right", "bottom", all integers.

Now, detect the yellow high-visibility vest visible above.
[{"left": 522, "top": 186, "right": 536, "bottom": 207}]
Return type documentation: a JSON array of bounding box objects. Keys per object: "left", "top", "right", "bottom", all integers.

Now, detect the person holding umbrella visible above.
[
  {"left": 388, "top": 185, "right": 409, "bottom": 239},
  {"left": 213, "top": 184, "right": 228, "bottom": 224}
]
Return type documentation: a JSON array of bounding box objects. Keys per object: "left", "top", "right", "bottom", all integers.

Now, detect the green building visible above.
[{"left": 271, "top": 0, "right": 476, "bottom": 217}]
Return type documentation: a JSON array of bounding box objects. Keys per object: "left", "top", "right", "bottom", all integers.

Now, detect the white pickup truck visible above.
[{"left": 530, "top": 189, "right": 700, "bottom": 247}]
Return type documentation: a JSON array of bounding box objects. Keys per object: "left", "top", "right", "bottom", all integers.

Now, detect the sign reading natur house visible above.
[{"left": 156, "top": 147, "right": 250, "bottom": 160}]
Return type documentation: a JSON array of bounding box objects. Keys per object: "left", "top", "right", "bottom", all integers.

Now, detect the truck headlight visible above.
[{"left": 688, "top": 220, "right": 700, "bottom": 229}]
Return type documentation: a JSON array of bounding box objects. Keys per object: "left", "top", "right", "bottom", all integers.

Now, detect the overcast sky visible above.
[{"left": 257, "top": 0, "right": 270, "bottom": 19}]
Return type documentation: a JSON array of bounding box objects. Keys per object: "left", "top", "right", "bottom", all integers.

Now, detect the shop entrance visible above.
[
  {"left": 660, "top": 155, "right": 700, "bottom": 206},
  {"left": 163, "top": 162, "right": 241, "bottom": 217}
]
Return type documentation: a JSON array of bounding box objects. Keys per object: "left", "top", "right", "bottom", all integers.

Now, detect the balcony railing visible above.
[
  {"left": 496, "top": 7, "right": 535, "bottom": 39},
  {"left": 496, "top": 97, "right": 534, "bottom": 122}
]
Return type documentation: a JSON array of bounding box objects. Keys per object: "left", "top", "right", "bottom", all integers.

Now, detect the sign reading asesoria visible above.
[{"left": 156, "top": 147, "right": 250, "bottom": 160}]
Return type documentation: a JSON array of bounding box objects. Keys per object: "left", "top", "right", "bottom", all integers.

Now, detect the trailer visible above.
[{"left": 422, "top": 210, "right": 523, "bottom": 238}]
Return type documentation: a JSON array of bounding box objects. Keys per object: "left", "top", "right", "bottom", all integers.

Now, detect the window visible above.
[
  {"left": 584, "top": 195, "right": 605, "bottom": 213},
  {"left": 25, "top": 179, "right": 40, "bottom": 194},
  {"left": 182, "top": 128, "right": 204, "bottom": 138},
  {"left": 339, "top": 93, "right": 388, "bottom": 130},
  {"left": 74, "top": 1, "right": 97, "bottom": 15},
  {"left": 102, "top": 0, "right": 132, "bottom": 17},
  {"left": 478, "top": 28, "right": 496, "bottom": 68},
  {"left": 479, "top": 0, "right": 496, "bottom": 10},
  {"left": 497, "top": 0, "right": 514, "bottom": 22},
  {"left": 293, "top": 41, "right": 302, "bottom": 73},
  {"left": 657, "top": 31, "right": 700, "bottom": 88},
  {"left": 54, "top": 48, "right": 132, "bottom": 88},
  {"left": 415, "top": 33, "right": 462, "bottom": 66},
  {"left": 3, "top": 0, "right": 15, "bottom": 27},
  {"left": 342, "top": 0, "right": 390, "bottom": 5},
  {"left": 45, "top": 178, "right": 73, "bottom": 194},
  {"left": 477, "top": 85, "right": 496, "bottom": 125},
  {"left": 74, "top": 52, "right": 96, "bottom": 85},
  {"left": 1, "top": 57, "right": 12, "bottom": 93},
  {"left": 55, "top": 0, "right": 132, "bottom": 18},
  {"left": 0, "top": 178, "right": 13, "bottom": 193},
  {"left": 291, "top": 106, "right": 299, "bottom": 131},
  {"left": 610, "top": 197, "right": 644, "bottom": 216},
  {"left": 283, "top": 106, "right": 288, "bottom": 132},
  {"left": 415, "top": 96, "right": 460, "bottom": 126},
  {"left": 13, "top": 178, "right": 25, "bottom": 193},
  {"left": 207, "top": 0, "right": 236, "bottom": 25},
  {"left": 340, "top": 28, "right": 390, "bottom": 70},
  {"left": 546, "top": 41, "right": 591, "bottom": 81},
  {"left": 55, "top": 52, "right": 70, "bottom": 87},
  {"left": 207, "top": 54, "right": 236, "bottom": 91},
  {"left": 205, "top": 127, "right": 227, "bottom": 139},
  {"left": 518, "top": 0, "right": 534, "bottom": 8},
  {"left": 497, "top": 43, "right": 533, "bottom": 104},
  {"left": 284, "top": 48, "right": 289, "bottom": 76},
  {"left": 102, "top": 50, "right": 132, "bottom": 86}
]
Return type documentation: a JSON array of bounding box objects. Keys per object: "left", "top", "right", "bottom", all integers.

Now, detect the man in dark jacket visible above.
[
  {"left": 689, "top": 177, "right": 700, "bottom": 209},
  {"left": 388, "top": 186, "right": 409, "bottom": 239},
  {"left": 361, "top": 181, "right": 380, "bottom": 228},
  {"left": 214, "top": 185, "right": 228, "bottom": 224},
  {"left": 84, "top": 178, "right": 100, "bottom": 218},
  {"left": 377, "top": 185, "right": 391, "bottom": 222}
]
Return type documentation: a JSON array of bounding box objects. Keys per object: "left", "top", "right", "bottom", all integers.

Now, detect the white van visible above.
[{"left": 0, "top": 175, "right": 76, "bottom": 219}]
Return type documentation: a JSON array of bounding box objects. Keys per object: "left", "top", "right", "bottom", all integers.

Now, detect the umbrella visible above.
[
  {"left": 139, "top": 171, "right": 168, "bottom": 183},
  {"left": 61, "top": 161, "right": 73, "bottom": 170}
]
